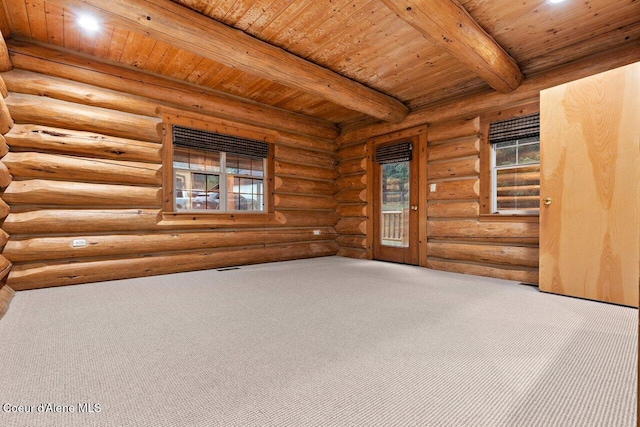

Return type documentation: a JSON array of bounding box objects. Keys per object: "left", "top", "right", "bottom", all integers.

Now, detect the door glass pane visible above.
[{"left": 381, "top": 162, "right": 410, "bottom": 247}]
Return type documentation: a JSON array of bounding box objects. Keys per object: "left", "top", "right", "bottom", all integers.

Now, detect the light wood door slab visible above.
[{"left": 539, "top": 62, "right": 640, "bottom": 307}]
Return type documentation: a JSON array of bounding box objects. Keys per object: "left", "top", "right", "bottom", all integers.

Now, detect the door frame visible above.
[{"left": 366, "top": 126, "right": 428, "bottom": 266}]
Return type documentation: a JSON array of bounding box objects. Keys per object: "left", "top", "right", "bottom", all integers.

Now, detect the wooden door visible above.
[
  {"left": 372, "top": 138, "right": 419, "bottom": 264},
  {"left": 539, "top": 63, "right": 640, "bottom": 307}
]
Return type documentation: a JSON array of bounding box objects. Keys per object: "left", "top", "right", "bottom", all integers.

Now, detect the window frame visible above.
[
  {"left": 479, "top": 102, "right": 540, "bottom": 220},
  {"left": 160, "top": 110, "right": 275, "bottom": 223}
]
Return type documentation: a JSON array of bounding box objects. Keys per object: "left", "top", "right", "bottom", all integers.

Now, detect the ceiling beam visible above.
[
  {"left": 381, "top": 0, "right": 523, "bottom": 93},
  {"left": 338, "top": 42, "right": 640, "bottom": 145},
  {"left": 42, "top": 0, "right": 409, "bottom": 123}
]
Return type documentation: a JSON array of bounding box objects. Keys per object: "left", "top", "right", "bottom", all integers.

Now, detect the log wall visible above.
[
  {"left": 0, "top": 42, "right": 543, "bottom": 294},
  {"left": 425, "top": 117, "right": 539, "bottom": 283},
  {"left": 0, "top": 48, "right": 339, "bottom": 291},
  {"left": 335, "top": 116, "right": 539, "bottom": 283},
  {"left": 334, "top": 142, "right": 368, "bottom": 259},
  {"left": 0, "top": 61, "right": 14, "bottom": 317}
]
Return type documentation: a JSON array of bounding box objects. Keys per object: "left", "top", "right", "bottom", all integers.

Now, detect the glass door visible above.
[{"left": 373, "top": 139, "right": 419, "bottom": 264}]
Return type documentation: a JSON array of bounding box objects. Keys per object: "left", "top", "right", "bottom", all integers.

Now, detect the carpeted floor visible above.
[{"left": 0, "top": 256, "right": 636, "bottom": 426}]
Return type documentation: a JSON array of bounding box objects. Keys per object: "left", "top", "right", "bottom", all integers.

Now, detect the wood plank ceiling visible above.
[{"left": 2, "top": 0, "right": 639, "bottom": 129}]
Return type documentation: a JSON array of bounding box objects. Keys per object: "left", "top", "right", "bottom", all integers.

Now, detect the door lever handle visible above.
[
  {"left": 411, "top": 205, "right": 418, "bottom": 211},
  {"left": 543, "top": 197, "right": 552, "bottom": 206}
]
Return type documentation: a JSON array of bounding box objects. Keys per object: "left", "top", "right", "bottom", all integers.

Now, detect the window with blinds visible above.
[
  {"left": 172, "top": 125, "right": 268, "bottom": 213},
  {"left": 489, "top": 113, "right": 540, "bottom": 214}
]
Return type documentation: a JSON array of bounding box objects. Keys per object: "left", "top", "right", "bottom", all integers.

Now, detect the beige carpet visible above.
[{"left": 0, "top": 256, "right": 636, "bottom": 426}]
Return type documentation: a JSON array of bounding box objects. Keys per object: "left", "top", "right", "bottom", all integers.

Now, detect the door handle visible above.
[
  {"left": 411, "top": 205, "right": 418, "bottom": 211},
  {"left": 543, "top": 197, "right": 552, "bottom": 206}
]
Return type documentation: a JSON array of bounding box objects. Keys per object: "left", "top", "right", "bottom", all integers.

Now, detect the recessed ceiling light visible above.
[
  {"left": 546, "top": 0, "right": 566, "bottom": 4},
  {"left": 77, "top": 15, "right": 100, "bottom": 32}
]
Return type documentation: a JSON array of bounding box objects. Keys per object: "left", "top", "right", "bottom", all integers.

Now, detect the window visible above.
[
  {"left": 489, "top": 113, "right": 540, "bottom": 214},
  {"left": 172, "top": 125, "right": 268, "bottom": 213}
]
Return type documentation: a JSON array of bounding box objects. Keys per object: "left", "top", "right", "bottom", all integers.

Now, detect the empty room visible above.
[{"left": 0, "top": 0, "right": 638, "bottom": 426}]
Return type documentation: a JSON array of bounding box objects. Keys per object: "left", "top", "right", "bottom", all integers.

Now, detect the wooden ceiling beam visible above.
[
  {"left": 42, "top": 0, "right": 409, "bottom": 123},
  {"left": 381, "top": 0, "right": 523, "bottom": 93},
  {"left": 338, "top": 42, "right": 640, "bottom": 145}
]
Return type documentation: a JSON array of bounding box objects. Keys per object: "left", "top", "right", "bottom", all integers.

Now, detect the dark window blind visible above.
[
  {"left": 489, "top": 113, "right": 540, "bottom": 144},
  {"left": 173, "top": 125, "right": 269, "bottom": 158},
  {"left": 375, "top": 141, "right": 412, "bottom": 164}
]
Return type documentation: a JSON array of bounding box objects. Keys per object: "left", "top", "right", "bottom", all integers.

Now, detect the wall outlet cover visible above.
[{"left": 72, "top": 239, "right": 87, "bottom": 248}]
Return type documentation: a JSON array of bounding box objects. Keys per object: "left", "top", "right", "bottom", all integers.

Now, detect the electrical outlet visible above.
[
  {"left": 313, "top": 230, "right": 321, "bottom": 235},
  {"left": 72, "top": 239, "right": 87, "bottom": 248},
  {"left": 430, "top": 183, "right": 437, "bottom": 192}
]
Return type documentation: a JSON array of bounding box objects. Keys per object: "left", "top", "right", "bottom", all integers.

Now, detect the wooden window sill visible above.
[
  {"left": 160, "top": 212, "right": 278, "bottom": 228},
  {"left": 478, "top": 214, "right": 539, "bottom": 223}
]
